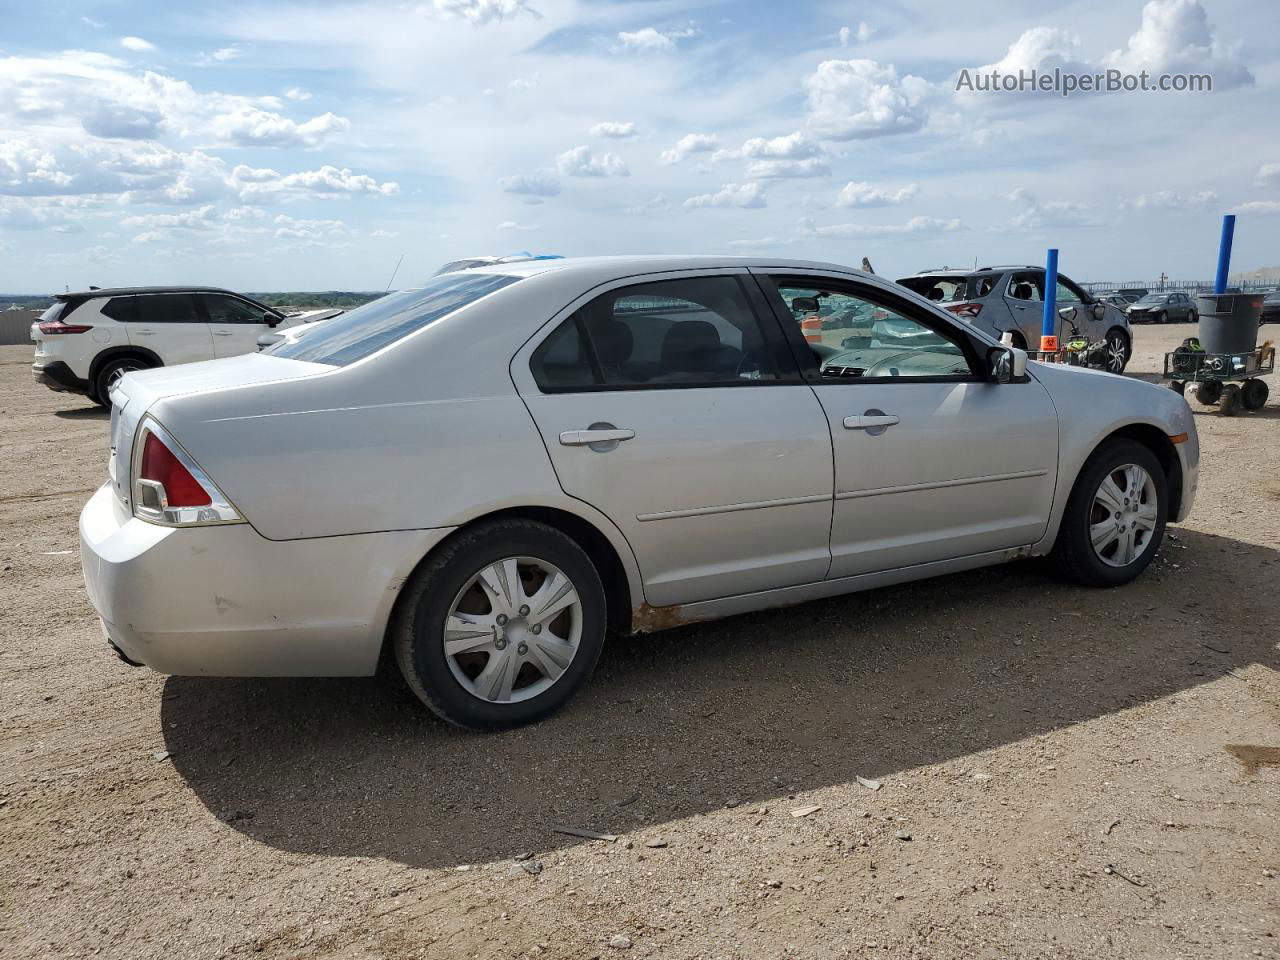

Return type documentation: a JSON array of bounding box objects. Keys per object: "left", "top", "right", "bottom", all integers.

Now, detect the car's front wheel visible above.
[
  {"left": 391, "top": 518, "right": 607, "bottom": 730},
  {"left": 1051, "top": 439, "right": 1167, "bottom": 587},
  {"left": 1188, "top": 309, "right": 1198, "bottom": 324},
  {"left": 1104, "top": 329, "right": 1129, "bottom": 373}
]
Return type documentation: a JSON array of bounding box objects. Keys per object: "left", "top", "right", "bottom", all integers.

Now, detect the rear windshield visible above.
[
  {"left": 899, "top": 275, "right": 994, "bottom": 303},
  {"left": 271, "top": 273, "right": 521, "bottom": 366}
]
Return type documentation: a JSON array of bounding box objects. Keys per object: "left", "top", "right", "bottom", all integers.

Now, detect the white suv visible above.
[{"left": 32, "top": 286, "right": 299, "bottom": 405}]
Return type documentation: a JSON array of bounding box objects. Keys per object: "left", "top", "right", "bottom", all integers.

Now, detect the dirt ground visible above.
[{"left": 2, "top": 325, "right": 1278, "bottom": 960}]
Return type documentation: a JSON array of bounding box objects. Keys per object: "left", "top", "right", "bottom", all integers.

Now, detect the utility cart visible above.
[{"left": 1163, "top": 338, "right": 1275, "bottom": 416}]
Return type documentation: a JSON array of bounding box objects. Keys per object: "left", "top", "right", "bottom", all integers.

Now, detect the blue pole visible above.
[
  {"left": 1213, "top": 214, "right": 1235, "bottom": 294},
  {"left": 1041, "top": 248, "right": 1058, "bottom": 349}
]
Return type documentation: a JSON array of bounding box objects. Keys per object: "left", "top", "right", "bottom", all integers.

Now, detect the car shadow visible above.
[
  {"left": 53, "top": 406, "right": 108, "bottom": 420},
  {"left": 162, "top": 529, "right": 1278, "bottom": 869}
]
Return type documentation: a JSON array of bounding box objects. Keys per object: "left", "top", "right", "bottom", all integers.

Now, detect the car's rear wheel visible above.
[
  {"left": 1188, "top": 309, "right": 1198, "bottom": 324},
  {"left": 1104, "top": 329, "right": 1129, "bottom": 373},
  {"left": 93, "top": 357, "right": 150, "bottom": 406},
  {"left": 391, "top": 518, "right": 607, "bottom": 730},
  {"left": 1051, "top": 439, "right": 1167, "bottom": 587}
]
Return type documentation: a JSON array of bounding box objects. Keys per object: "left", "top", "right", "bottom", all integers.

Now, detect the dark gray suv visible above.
[{"left": 897, "top": 266, "right": 1132, "bottom": 373}]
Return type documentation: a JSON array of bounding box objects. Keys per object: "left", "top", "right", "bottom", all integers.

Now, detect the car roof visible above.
[
  {"left": 461, "top": 254, "right": 871, "bottom": 280},
  {"left": 57, "top": 285, "right": 254, "bottom": 300},
  {"left": 904, "top": 265, "right": 1039, "bottom": 277}
]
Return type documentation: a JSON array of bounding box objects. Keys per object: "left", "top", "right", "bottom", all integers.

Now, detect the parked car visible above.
[
  {"left": 896, "top": 266, "right": 1132, "bottom": 372},
  {"left": 81, "top": 256, "right": 1197, "bottom": 729},
  {"left": 32, "top": 286, "right": 305, "bottom": 405},
  {"left": 1125, "top": 291, "right": 1198, "bottom": 324},
  {"left": 433, "top": 253, "right": 563, "bottom": 276},
  {"left": 1260, "top": 290, "right": 1280, "bottom": 325},
  {"left": 254, "top": 306, "right": 347, "bottom": 351},
  {"left": 1100, "top": 293, "right": 1138, "bottom": 309}
]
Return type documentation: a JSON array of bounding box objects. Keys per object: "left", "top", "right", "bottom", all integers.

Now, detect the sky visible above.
[{"left": 2, "top": 0, "right": 1279, "bottom": 293}]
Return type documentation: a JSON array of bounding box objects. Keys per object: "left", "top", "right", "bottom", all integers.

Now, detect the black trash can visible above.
[{"left": 1195, "top": 292, "right": 1264, "bottom": 354}]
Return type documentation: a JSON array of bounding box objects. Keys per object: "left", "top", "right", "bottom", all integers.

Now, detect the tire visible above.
[
  {"left": 1104, "top": 329, "right": 1129, "bottom": 373},
  {"left": 1188, "top": 310, "right": 1198, "bottom": 325},
  {"left": 391, "top": 518, "right": 607, "bottom": 730},
  {"left": 1219, "top": 384, "right": 1241, "bottom": 417},
  {"left": 1169, "top": 380, "right": 1185, "bottom": 395},
  {"left": 1007, "top": 331, "right": 1027, "bottom": 351},
  {"left": 1241, "top": 378, "right": 1269, "bottom": 411},
  {"left": 1195, "top": 380, "right": 1222, "bottom": 405},
  {"left": 1051, "top": 439, "right": 1168, "bottom": 587},
  {"left": 1156, "top": 312, "right": 1168, "bottom": 325},
  {"left": 94, "top": 356, "right": 150, "bottom": 405}
]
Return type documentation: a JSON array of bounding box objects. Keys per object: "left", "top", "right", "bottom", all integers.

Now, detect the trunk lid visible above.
[{"left": 107, "top": 353, "right": 333, "bottom": 509}]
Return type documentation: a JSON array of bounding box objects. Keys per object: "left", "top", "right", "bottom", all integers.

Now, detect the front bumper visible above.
[
  {"left": 79, "top": 485, "right": 455, "bottom": 676},
  {"left": 33, "top": 360, "right": 91, "bottom": 394}
]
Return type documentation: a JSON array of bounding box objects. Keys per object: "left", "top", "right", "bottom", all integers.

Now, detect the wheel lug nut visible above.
[
  {"left": 496, "top": 614, "right": 508, "bottom": 625},
  {"left": 495, "top": 638, "right": 507, "bottom": 650},
  {"left": 517, "top": 642, "right": 528, "bottom": 656},
  {"left": 531, "top": 624, "right": 542, "bottom": 635},
  {"left": 518, "top": 604, "right": 530, "bottom": 616}
]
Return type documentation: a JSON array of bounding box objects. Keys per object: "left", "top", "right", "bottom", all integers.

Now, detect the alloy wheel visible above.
[
  {"left": 1105, "top": 333, "right": 1128, "bottom": 373},
  {"left": 443, "top": 556, "right": 583, "bottom": 704},
  {"left": 1089, "top": 464, "right": 1158, "bottom": 567},
  {"left": 105, "top": 363, "right": 141, "bottom": 392}
]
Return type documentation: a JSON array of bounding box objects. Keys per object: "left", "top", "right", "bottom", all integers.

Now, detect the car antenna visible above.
[{"left": 385, "top": 253, "right": 405, "bottom": 292}]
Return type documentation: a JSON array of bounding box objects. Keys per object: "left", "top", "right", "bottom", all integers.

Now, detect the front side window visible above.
[
  {"left": 135, "top": 294, "right": 200, "bottom": 324},
  {"left": 775, "top": 281, "right": 973, "bottom": 380},
  {"left": 1055, "top": 279, "right": 1083, "bottom": 304},
  {"left": 271, "top": 273, "right": 520, "bottom": 367},
  {"left": 200, "top": 294, "right": 270, "bottom": 324},
  {"left": 530, "top": 275, "right": 780, "bottom": 390}
]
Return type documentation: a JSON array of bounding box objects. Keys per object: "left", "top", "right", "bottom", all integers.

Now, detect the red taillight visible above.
[
  {"left": 38, "top": 320, "right": 94, "bottom": 334},
  {"left": 944, "top": 302, "right": 983, "bottom": 318},
  {"left": 140, "top": 432, "right": 210, "bottom": 507}
]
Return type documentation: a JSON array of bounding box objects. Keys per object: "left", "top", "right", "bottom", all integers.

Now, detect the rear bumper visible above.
[
  {"left": 33, "top": 360, "right": 91, "bottom": 394},
  {"left": 79, "top": 484, "right": 455, "bottom": 676}
]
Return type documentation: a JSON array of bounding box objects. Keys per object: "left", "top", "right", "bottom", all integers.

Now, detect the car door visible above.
[
  {"left": 197, "top": 293, "right": 280, "bottom": 358},
  {"left": 510, "top": 270, "right": 835, "bottom": 607},
  {"left": 755, "top": 271, "right": 1059, "bottom": 579},
  {"left": 126, "top": 293, "right": 214, "bottom": 365},
  {"left": 1055, "top": 275, "right": 1102, "bottom": 340}
]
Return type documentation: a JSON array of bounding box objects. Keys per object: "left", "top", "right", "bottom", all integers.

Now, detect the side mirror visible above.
[
  {"left": 988, "top": 346, "right": 1027, "bottom": 383},
  {"left": 264, "top": 313, "right": 281, "bottom": 328},
  {"left": 1092, "top": 302, "right": 1106, "bottom": 321},
  {"left": 791, "top": 296, "right": 820, "bottom": 313}
]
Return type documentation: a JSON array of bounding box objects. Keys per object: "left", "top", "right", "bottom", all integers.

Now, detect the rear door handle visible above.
[
  {"left": 559, "top": 428, "right": 635, "bottom": 446},
  {"left": 213, "top": 330, "right": 234, "bottom": 337},
  {"left": 134, "top": 328, "right": 155, "bottom": 336},
  {"left": 843, "top": 414, "right": 899, "bottom": 430}
]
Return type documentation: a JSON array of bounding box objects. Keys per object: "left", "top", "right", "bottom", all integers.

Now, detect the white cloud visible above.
[
  {"left": 836, "top": 181, "right": 920, "bottom": 208},
  {"left": 497, "top": 219, "right": 536, "bottom": 230},
  {"left": 209, "top": 108, "right": 350, "bottom": 148},
  {"left": 81, "top": 104, "right": 164, "bottom": 140},
  {"left": 975, "top": 27, "right": 1093, "bottom": 80},
  {"left": 231, "top": 164, "right": 400, "bottom": 200},
  {"left": 799, "top": 215, "right": 962, "bottom": 237},
  {"left": 272, "top": 213, "right": 348, "bottom": 239},
  {"left": 745, "top": 158, "right": 830, "bottom": 180},
  {"left": 684, "top": 182, "right": 766, "bottom": 209},
  {"left": 500, "top": 172, "right": 560, "bottom": 196},
  {"left": 804, "top": 60, "right": 930, "bottom": 140},
  {"left": 555, "top": 145, "right": 628, "bottom": 177},
  {"left": 369, "top": 228, "right": 399, "bottom": 238},
  {"left": 659, "top": 133, "right": 719, "bottom": 165},
  {"left": 716, "top": 132, "right": 822, "bottom": 162},
  {"left": 840, "top": 22, "right": 873, "bottom": 46},
  {"left": 120, "top": 37, "right": 156, "bottom": 52},
  {"left": 1008, "top": 188, "right": 1104, "bottom": 229},
  {"left": 200, "top": 47, "right": 242, "bottom": 64},
  {"left": 1256, "top": 163, "right": 1280, "bottom": 188},
  {"left": 283, "top": 87, "right": 312, "bottom": 101},
  {"left": 1234, "top": 200, "right": 1280, "bottom": 215},
  {"left": 81, "top": 16, "right": 104, "bottom": 28},
  {"left": 1106, "top": 0, "right": 1252, "bottom": 89},
  {"left": 424, "top": 0, "right": 540, "bottom": 25},
  {"left": 591, "top": 121, "right": 637, "bottom": 139},
  {"left": 616, "top": 26, "right": 695, "bottom": 53},
  {"left": 1129, "top": 190, "right": 1218, "bottom": 210}
]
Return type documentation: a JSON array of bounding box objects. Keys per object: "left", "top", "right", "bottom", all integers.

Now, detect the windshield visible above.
[
  {"left": 1136, "top": 293, "right": 1166, "bottom": 304},
  {"left": 270, "top": 272, "right": 521, "bottom": 366}
]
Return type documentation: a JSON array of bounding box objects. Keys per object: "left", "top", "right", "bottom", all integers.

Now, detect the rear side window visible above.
[
  {"left": 531, "top": 276, "right": 780, "bottom": 391},
  {"left": 135, "top": 294, "right": 200, "bottom": 323},
  {"left": 100, "top": 297, "right": 136, "bottom": 322},
  {"left": 271, "top": 273, "right": 520, "bottom": 367}
]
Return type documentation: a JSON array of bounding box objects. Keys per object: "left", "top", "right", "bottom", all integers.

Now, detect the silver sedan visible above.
[{"left": 81, "top": 256, "right": 1199, "bottom": 729}]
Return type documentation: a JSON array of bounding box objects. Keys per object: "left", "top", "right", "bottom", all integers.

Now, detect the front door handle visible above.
[
  {"left": 213, "top": 330, "right": 234, "bottom": 337},
  {"left": 559, "top": 427, "right": 635, "bottom": 446},
  {"left": 843, "top": 414, "right": 899, "bottom": 431}
]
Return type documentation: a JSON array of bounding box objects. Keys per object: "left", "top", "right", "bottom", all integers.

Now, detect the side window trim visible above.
[{"left": 752, "top": 272, "right": 985, "bottom": 385}]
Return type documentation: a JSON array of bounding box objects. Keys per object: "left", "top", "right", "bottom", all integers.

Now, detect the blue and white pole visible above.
[
  {"left": 1040, "top": 248, "right": 1059, "bottom": 356},
  {"left": 1213, "top": 214, "right": 1235, "bottom": 295}
]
